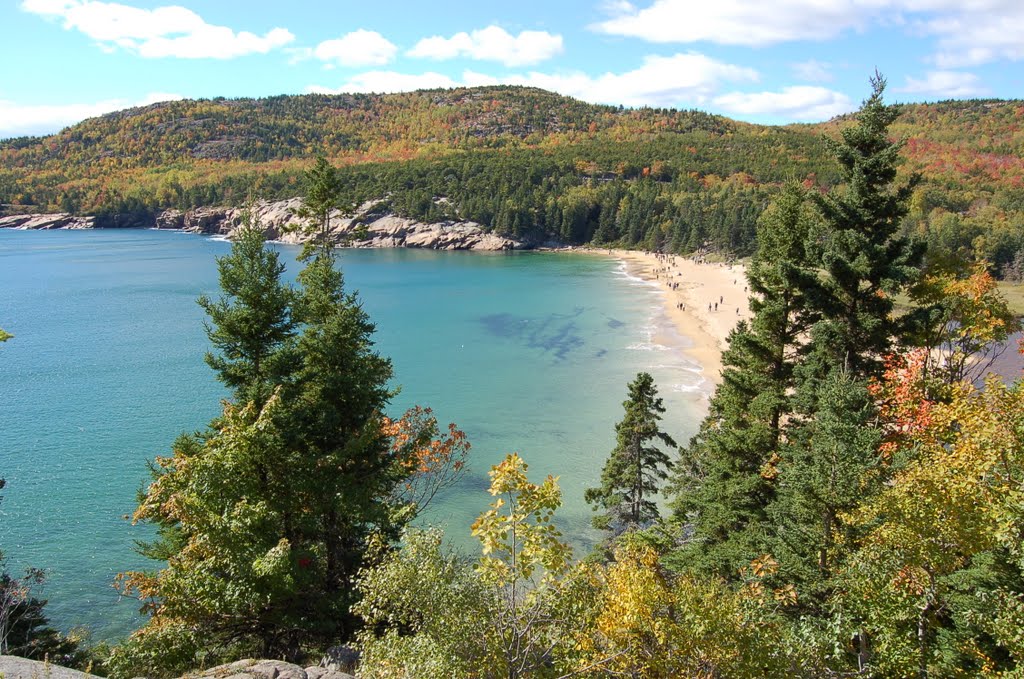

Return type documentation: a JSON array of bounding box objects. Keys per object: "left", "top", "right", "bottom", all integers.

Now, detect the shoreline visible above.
[{"left": 604, "top": 249, "right": 750, "bottom": 389}]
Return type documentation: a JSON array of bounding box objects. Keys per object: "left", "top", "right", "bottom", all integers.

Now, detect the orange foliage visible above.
[{"left": 381, "top": 406, "right": 470, "bottom": 515}]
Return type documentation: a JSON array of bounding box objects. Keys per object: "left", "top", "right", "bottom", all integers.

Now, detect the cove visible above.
[{"left": 0, "top": 229, "right": 707, "bottom": 639}]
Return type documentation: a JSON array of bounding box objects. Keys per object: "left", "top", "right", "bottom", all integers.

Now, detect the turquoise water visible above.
[{"left": 0, "top": 229, "right": 708, "bottom": 640}]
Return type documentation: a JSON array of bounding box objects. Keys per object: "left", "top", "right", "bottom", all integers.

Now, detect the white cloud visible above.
[
  {"left": 592, "top": 0, "right": 1024, "bottom": 68},
  {"left": 896, "top": 70, "right": 989, "bottom": 97},
  {"left": 921, "top": 2, "right": 1024, "bottom": 67},
  {"left": 0, "top": 92, "right": 183, "bottom": 139},
  {"left": 408, "top": 26, "right": 563, "bottom": 67},
  {"left": 307, "top": 52, "right": 758, "bottom": 109},
  {"left": 313, "top": 30, "right": 397, "bottom": 67},
  {"left": 792, "top": 59, "right": 834, "bottom": 83},
  {"left": 591, "top": 0, "right": 874, "bottom": 46},
  {"left": 20, "top": 0, "right": 294, "bottom": 58},
  {"left": 713, "top": 86, "right": 854, "bottom": 121}
]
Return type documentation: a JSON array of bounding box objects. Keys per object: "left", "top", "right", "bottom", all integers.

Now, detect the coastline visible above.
[{"left": 609, "top": 250, "right": 751, "bottom": 389}]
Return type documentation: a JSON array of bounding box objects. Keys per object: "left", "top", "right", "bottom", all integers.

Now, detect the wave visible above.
[
  {"left": 626, "top": 341, "right": 672, "bottom": 352},
  {"left": 671, "top": 378, "right": 708, "bottom": 394},
  {"left": 612, "top": 261, "right": 662, "bottom": 290}
]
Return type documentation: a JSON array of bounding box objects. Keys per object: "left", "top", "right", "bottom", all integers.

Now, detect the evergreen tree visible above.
[
  {"left": 768, "top": 74, "right": 923, "bottom": 601},
  {"left": 295, "top": 156, "right": 346, "bottom": 257},
  {"left": 119, "top": 206, "right": 402, "bottom": 666},
  {"left": 799, "top": 71, "right": 923, "bottom": 387},
  {"left": 769, "top": 371, "right": 881, "bottom": 607},
  {"left": 0, "top": 569, "right": 86, "bottom": 666},
  {"left": 668, "top": 184, "right": 819, "bottom": 578},
  {"left": 197, "top": 220, "right": 296, "bottom": 406},
  {"left": 585, "top": 372, "right": 676, "bottom": 533}
]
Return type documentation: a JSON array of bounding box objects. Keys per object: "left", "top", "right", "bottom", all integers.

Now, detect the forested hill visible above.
[
  {"left": 2, "top": 87, "right": 1023, "bottom": 272},
  {"left": 0, "top": 87, "right": 736, "bottom": 165}
]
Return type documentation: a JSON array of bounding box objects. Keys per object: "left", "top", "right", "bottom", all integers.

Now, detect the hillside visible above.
[{"left": 2, "top": 86, "right": 1022, "bottom": 270}]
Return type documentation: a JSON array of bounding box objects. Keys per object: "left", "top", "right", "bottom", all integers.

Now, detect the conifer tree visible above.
[
  {"left": 119, "top": 197, "right": 403, "bottom": 666},
  {"left": 197, "top": 219, "right": 296, "bottom": 405},
  {"left": 295, "top": 156, "right": 349, "bottom": 257},
  {"left": 799, "top": 71, "right": 923, "bottom": 388},
  {"left": 586, "top": 372, "right": 675, "bottom": 533},
  {"left": 769, "top": 371, "right": 881, "bottom": 607},
  {"left": 749, "top": 75, "right": 925, "bottom": 614},
  {"left": 668, "top": 184, "right": 819, "bottom": 577}
]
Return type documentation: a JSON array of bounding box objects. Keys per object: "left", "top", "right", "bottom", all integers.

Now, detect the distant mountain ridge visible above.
[
  {"left": 2, "top": 86, "right": 1022, "bottom": 269},
  {"left": 0, "top": 86, "right": 734, "bottom": 167}
]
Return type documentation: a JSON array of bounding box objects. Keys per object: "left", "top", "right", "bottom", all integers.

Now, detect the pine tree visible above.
[
  {"left": 586, "top": 372, "right": 676, "bottom": 533},
  {"left": 667, "top": 184, "right": 819, "bottom": 578}
]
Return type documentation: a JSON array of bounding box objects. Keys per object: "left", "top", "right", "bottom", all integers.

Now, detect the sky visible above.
[{"left": 1, "top": 0, "right": 1022, "bottom": 139}]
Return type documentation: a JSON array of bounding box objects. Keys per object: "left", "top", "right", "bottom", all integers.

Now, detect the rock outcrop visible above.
[
  {"left": 1, "top": 198, "right": 527, "bottom": 251},
  {"left": 153, "top": 198, "right": 524, "bottom": 251},
  {"left": 0, "top": 656, "right": 357, "bottom": 679},
  {"left": 0, "top": 213, "right": 94, "bottom": 230},
  {"left": 0, "top": 655, "right": 103, "bottom": 679},
  {"left": 186, "top": 659, "right": 354, "bottom": 679}
]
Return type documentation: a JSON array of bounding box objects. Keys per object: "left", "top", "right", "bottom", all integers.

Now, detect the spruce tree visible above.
[
  {"left": 585, "top": 372, "right": 676, "bottom": 533},
  {"left": 769, "top": 371, "right": 881, "bottom": 607},
  {"left": 799, "top": 71, "right": 923, "bottom": 386},
  {"left": 121, "top": 196, "right": 401, "bottom": 665},
  {"left": 770, "top": 74, "right": 922, "bottom": 606},
  {"left": 668, "top": 184, "right": 819, "bottom": 577},
  {"left": 295, "top": 156, "right": 346, "bottom": 257},
  {"left": 197, "top": 219, "right": 296, "bottom": 405}
]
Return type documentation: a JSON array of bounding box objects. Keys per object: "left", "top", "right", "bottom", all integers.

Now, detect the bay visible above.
[{"left": 0, "top": 229, "right": 707, "bottom": 639}]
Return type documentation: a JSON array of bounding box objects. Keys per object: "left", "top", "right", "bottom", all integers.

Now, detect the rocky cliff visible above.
[
  {"left": 1, "top": 199, "right": 526, "bottom": 251},
  {"left": 0, "top": 213, "right": 95, "bottom": 230}
]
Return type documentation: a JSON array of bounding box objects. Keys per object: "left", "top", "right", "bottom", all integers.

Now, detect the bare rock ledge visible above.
[{"left": 2, "top": 198, "right": 526, "bottom": 252}]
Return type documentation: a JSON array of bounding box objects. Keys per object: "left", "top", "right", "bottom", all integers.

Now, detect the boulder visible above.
[
  {"left": 188, "top": 659, "right": 308, "bottom": 679},
  {"left": 303, "top": 667, "right": 355, "bottom": 679},
  {"left": 318, "top": 645, "right": 359, "bottom": 674},
  {"left": 0, "top": 655, "right": 103, "bottom": 679},
  {"left": 155, "top": 209, "right": 185, "bottom": 230}
]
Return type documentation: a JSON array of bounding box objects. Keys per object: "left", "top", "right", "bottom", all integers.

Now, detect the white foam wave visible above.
[
  {"left": 626, "top": 341, "right": 671, "bottom": 352},
  {"left": 671, "top": 379, "right": 708, "bottom": 394},
  {"left": 612, "top": 261, "right": 662, "bottom": 289}
]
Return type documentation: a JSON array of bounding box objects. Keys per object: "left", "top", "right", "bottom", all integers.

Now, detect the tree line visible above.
[{"left": 2, "top": 86, "right": 1024, "bottom": 275}]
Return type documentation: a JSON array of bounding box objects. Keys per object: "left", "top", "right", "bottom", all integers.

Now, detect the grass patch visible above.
[{"left": 997, "top": 282, "right": 1024, "bottom": 317}]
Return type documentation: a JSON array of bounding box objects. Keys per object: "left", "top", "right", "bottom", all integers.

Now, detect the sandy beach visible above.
[{"left": 615, "top": 251, "right": 751, "bottom": 387}]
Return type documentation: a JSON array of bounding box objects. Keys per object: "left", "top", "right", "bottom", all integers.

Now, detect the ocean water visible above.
[{"left": 0, "top": 229, "right": 708, "bottom": 640}]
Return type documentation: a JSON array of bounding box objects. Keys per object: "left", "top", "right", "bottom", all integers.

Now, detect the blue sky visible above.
[{"left": 1, "top": 0, "right": 1022, "bottom": 138}]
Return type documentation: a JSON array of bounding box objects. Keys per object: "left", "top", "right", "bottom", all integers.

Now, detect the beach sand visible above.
[{"left": 615, "top": 251, "right": 751, "bottom": 387}]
